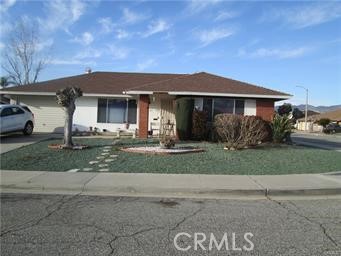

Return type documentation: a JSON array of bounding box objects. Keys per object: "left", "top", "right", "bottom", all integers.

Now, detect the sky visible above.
[{"left": 0, "top": 0, "right": 340, "bottom": 106}]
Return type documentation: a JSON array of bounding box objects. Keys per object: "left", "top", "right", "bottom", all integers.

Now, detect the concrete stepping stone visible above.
[
  {"left": 96, "top": 156, "right": 105, "bottom": 159},
  {"left": 101, "top": 152, "right": 109, "bottom": 156},
  {"left": 103, "top": 149, "right": 110, "bottom": 152},
  {"left": 104, "top": 146, "right": 111, "bottom": 149},
  {"left": 110, "top": 154, "right": 118, "bottom": 158},
  {"left": 105, "top": 159, "right": 115, "bottom": 162},
  {"left": 98, "top": 164, "right": 108, "bottom": 168},
  {"left": 83, "top": 167, "right": 93, "bottom": 171},
  {"left": 98, "top": 168, "right": 109, "bottom": 172},
  {"left": 89, "top": 161, "right": 99, "bottom": 165},
  {"left": 67, "top": 169, "right": 79, "bottom": 172}
]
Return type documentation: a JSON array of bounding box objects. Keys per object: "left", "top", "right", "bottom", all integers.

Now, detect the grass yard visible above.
[{"left": 1, "top": 138, "right": 341, "bottom": 175}]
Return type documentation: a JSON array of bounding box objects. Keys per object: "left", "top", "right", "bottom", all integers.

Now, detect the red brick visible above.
[
  {"left": 138, "top": 95, "right": 149, "bottom": 138},
  {"left": 256, "top": 99, "right": 274, "bottom": 121}
]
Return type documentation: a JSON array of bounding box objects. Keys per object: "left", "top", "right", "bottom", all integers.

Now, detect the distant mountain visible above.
[
  {"left": 294, "top": 104, "right": 341, "bottom": 113},
  {"left": 276, "top": 104, "right": 341, "bottom": 113}
]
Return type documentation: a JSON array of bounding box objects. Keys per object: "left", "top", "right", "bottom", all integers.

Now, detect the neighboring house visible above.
[
  {"left": 296, "top": 109, "right": 341, "bottom": 132},
  {"left": 0, "top": 71, "right": 291, "bottom": 138}
]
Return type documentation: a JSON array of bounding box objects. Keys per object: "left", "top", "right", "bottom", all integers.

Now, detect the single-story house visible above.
[
  {"left": 296, "top": 108, "right": 341, "bottom": 132},
  {"left": 0, "top": 71, "right": 291, "bottom": 138}
]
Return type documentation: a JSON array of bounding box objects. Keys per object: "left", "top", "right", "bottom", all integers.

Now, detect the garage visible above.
[{"left": 15, "top": 95, "right": 65, "bottom": 133}]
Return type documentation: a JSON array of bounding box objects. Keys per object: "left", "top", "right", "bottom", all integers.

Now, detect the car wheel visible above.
[{"left": 23, "top": 122, "right": 33, "bottom": 135}]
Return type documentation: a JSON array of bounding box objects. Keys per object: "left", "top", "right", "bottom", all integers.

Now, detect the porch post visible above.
[{"left": 138, "top": 95, "right": 149, "bottom": 138}]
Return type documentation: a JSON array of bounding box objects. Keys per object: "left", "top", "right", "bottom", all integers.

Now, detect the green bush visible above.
[
  {"left": 192, "top": 109, "right": 208, "bottom": 140},
  {"left": 317, "top": 118, "right": 331, "bottom": 128},
  {"left": 175, "top": 98, "right": 194, "bottom": 140},
  {"left": 214, "top": 114, "right": 269, "bottom": 150},
  {"left": 271, "top": 114, "right": 292, "bottom": 143}
]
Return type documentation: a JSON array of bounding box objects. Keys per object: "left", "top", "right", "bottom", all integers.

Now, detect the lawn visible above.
[{"left": 1, "top": 138, "right": 341, "bottom": 175}]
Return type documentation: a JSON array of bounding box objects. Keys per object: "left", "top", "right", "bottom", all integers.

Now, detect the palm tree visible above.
[{"left": 56, "top": 87, "right": 83, "bottom": 148}]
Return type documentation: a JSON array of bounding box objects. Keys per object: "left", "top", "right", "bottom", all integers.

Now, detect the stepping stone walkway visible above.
[
  {"left": 98, "top": 168, "right": 109, "bottom": 172},
  {"left": 105, "top": 159, "right": 115, "bottom": 162},
  {"left": 110, "top": 155, "right": 118, "bottom": 158},
  {"left": 103, "top": 149, "right": 110, "bottom": 152},
  {"left": 89, "top": 161, "right": 99, "bottom": 165},
  {"left": 96, "top": 156, "right": 105, "bottom": 159},
  {"left": 101, "top": 152, "right": 109, "bottom": 156},
  {"left": 104, "top": 146, "right": 111, "bottom": 149},
  {"left": 83, "top": 167, "right": 93, "bottom": 171},
  {"left": 98, "top": 164, "right": 108, "bottom": 168}
]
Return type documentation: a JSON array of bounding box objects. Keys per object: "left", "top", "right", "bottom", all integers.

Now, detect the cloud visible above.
[
  {"left": 122, "top": 8, "right": 147, "bottom": 24},
  {"left": 107, "top": 44, "right": 130, "bottom": 60},
  {"left": 0, "top": 0, "right": 16, "bottom": 12},
  {"left": 239, "top": 47, "right": 312, "bottom": 59},
  {"left": 137, "top": 58, "right": 156, "bottom": 71},
  {"left": 261, "top": 2, "right": 341, "bottom": 29},
  {"left": 214, "top": 10, "right": 238, "bottom": 22},
  {"left": 74, "top": 48, "right": 102, "bottom": 59},
  {"left": 72, "top": 32, "right": 94, "bottom": 45},
  {"left": 142, "top": 19, "right": 171, "bottom": 38},
  {"left": 195, "top": 28, "right": 234, "bottom": 47},
  {"left": 49, "top": 58, "right": 96, "bottom": 65},
  {"left": 36, "top": 39, "right": 54, "bottom": 52},
  {"left": 38, "top": 0, "right": 87, "bottom": 32},
  {"left": 98, "top": 17, "right": 115, "bottom": 34},
  {"left": 186, "top": 0, "right": 221, "bottom": 14},
  {"left": 116, "top": 29, "right": 129, "bottom": 39}
]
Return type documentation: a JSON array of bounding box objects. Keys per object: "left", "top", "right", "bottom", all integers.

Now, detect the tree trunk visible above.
[{"left": 63, "top": 103, "right": 75, "bottom": 148}]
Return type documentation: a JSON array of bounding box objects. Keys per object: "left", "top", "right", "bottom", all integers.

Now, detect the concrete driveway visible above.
[
  {"left": 0, "top": 133, "right": 61, "bottom": 154},
  {"left": 292, "top": 132, "right": 341, "bottom": 152}
]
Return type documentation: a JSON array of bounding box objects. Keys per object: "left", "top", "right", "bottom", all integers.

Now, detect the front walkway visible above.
[{"left": 1, "top": 170, "right": 340, "bottom": 198}]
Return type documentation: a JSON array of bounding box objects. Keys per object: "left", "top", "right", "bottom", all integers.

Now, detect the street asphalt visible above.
[
  {"left": 291, "top": 133, "right": 341, "bottom": 151},
  {"left": 1, "top": 193, "right": 340, "bottom": 256}
]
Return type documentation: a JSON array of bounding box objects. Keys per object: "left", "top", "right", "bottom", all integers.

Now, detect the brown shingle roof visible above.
[
  {"left": 128, "top": 72, "right": 290, "bottom": 97},
  {"left": 0, "top": 71, "right": 290, "bottom": 98}
]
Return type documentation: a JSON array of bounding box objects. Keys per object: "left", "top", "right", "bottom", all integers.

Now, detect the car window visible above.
[
  {"left": 22, "top": 106, "right": 32, "bottom": 113},
  {"left": 0, "top": 107, "right": 13, "bottom": 117},
  {"left": 12, "top": 107, "right": 25, "bottom": 115}
]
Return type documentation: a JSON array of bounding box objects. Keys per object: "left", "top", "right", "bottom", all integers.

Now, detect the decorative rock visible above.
[
  {"left": 98, "top": 168, "right": 109, "bottom": 172},
  {"left": 105, "top": 159, "right": 115, "bottom": 162},
  {"left": 98, "top": 164, "right": 108, "bottom": 167},
  {"left": 67, "top": 169, "right": 79, "bottom": 172},
  {"left": 89, "top": 161, "right": 99, "bottom": 165},
  {"left": 83, "top": 168, "right": 93, "bottom": 171}
]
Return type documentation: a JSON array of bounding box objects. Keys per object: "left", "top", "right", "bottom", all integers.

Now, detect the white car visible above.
[{"left": 0, "top": 104, "right": 34, "bottom": 135}]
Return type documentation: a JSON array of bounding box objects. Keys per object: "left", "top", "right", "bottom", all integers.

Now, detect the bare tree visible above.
[
  {"left": 56, "top": 87, "right": 83, "bottom": 148},
  {"left": 2, "top": 20, "right": 47, "bottom": 86}
]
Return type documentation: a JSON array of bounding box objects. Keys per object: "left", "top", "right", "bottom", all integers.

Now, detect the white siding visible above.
[
  {"left": 16, "top": 95, "right": 65, "bottom": 133},
  {"left": 73, "top": 97, "right": 138, "bottom": 132},
  {"left": 244, "top": 99, "right": 256, "bottom": 116}
]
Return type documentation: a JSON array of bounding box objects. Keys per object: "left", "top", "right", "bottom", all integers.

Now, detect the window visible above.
[
  {"left": 203, "top": 98, "right": 213, "bottom": 121},
  {"left": 97, "top": 99, "right": 137, "bottom": 124},
  {"left": 12, "top": 107, "right": 25, "bottom": 115},
  {"left": 235, "top": 100, "right": 245, "bottom": 115},
  {"left": 202, "top": 98, "right": 245, "bottom": 121},
  {"left": 213, "top": 98, "right": 234, "bottom": 116},
  {"left": 1, "top": 107, "right": 13, "bottom": 117}
]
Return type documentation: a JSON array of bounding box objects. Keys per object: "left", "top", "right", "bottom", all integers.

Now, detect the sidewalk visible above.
[{"left": 1, "top": 170, "right": 341, "bottom": 198}]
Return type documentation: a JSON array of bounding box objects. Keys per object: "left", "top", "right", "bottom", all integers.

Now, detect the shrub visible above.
[
  {"left": 271, "top": 114, "right": 292, "bottom": 143},
  {"left": 175, "top": 98, "right": 194, "bottom": 140},
  {"left": 317, "top": 118, "right": 331, "bottom": 128},
  {"left": 277, "top": 103, "right": 292, "bottom": 116},
  {"left": 192, "top": 109, "right": 208, "bottom": 140},
  {"left": 214, "top": 114, "right": 269, "bottom": 150}
]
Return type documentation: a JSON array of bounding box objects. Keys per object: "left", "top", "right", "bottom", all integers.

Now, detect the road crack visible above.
[{"left": 267, "top": 196, "right": 338, "bottom": 247}]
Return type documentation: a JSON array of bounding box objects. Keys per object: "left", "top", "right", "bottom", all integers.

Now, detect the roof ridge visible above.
[{"left": 125, "top": 74, "right": 192, "bottom": 91}]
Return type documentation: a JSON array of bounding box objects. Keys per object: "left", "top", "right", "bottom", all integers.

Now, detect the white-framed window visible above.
[
  {"left": 97, "top": 98, "right": 137, "bottom": 124},
  {"left": 203, "top": 98, "right": 245, "bottom": 121}
]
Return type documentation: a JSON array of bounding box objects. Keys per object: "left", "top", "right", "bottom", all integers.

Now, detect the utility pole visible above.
[{"left": 296, "top": 86, "right": 309, "bottom": 131}]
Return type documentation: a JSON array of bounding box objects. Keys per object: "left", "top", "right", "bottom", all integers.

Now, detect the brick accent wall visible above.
[
  {"left": 138, "top": 95, "right": 149, "bottom": 138},
  {"left": 256, "top": 99, "right": 275, "bottom": 121}
]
